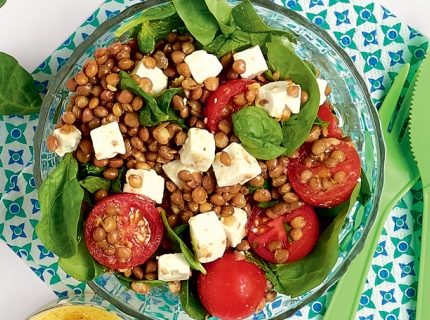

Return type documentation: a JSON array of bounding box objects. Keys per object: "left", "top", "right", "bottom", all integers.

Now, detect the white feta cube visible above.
[
  {"left": 52, "top": 125, "right": 82, "bottom": 157},
  {"left": 131, "top": 59, "right": 168, "bottom": 96},
  {"left": 189, "top": 211, "right": 226, "bottom": 263},
  {"left": 256, "top": 81, "right": 302, "bottom": 116},
  {"left": 123, "top": 169, "right": 164, "bottom": 203},
  {"left": 90, "top": 121, "right": 125, "bottom": 160},
  {"left": 317, "top": 78, "right": 328, "bottom": 106},
  {"left": 162, "top": 160, "right": 199, "bottom": 190},
  {"left": 179, "top": 128, "right": 215, "bottom": 172},
  {"left": 184, "top": 50, "right": 223, "bottom": 84},
  {"left": 212, "top": 142, "right": 261, "bottom": 187},
  {"left": 157, "top": 253, "right": 191, "bottom": 282},
  {"left": 233, "top": 45, "right": 268, "bottom": 79},
  {"left": 220, "top": 207, "right": 248, "bottom": 247}
]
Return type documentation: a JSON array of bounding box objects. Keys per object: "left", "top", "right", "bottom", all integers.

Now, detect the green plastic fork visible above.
[{"left": 324, "top": 63, "right": 420, "bottom": 320}]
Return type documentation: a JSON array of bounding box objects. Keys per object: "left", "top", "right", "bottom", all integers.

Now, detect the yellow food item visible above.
[{"left": 31, "top": 305, "right": 121, "bottom": 320}]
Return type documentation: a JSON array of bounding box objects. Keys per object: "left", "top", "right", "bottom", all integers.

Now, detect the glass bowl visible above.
[{"left": 33, "top": 0, "right": 385, "bottom": 319}]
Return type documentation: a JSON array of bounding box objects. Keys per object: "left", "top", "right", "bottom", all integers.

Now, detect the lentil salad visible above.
[{"left": 35, "top": 1, "right": 371, "bottom": 319}]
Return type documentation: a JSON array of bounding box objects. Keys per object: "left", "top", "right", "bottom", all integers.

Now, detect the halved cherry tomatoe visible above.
[
  {"left": 317, "top": 102, "right": 343, "bottom": 139},
  {"left": 204, "top": 79, "right": 256, "bottom": 133},
  {"left": 288, "top": 138, "right": 361, "bottom": 208},
  {"left": 246, "top": 203, "right": 319, "bottom": 264},
  {"left": 84, "top": 193, "right": 163, "bottom": 269},
  {"left": 198, "top": 251, "right": 267, "bottom": 320}
]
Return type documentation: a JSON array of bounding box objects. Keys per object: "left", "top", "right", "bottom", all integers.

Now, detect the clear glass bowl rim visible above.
[{"left": 33, "top": 0, "right": 386, "bottom": 319}]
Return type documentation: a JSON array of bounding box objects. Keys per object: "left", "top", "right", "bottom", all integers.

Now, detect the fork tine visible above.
[
  {"left": 391, "top": 70, "right": 419, "bottom": 139},
  {"left": 379, "top": 64, "right": 410, "bottom": 132}
]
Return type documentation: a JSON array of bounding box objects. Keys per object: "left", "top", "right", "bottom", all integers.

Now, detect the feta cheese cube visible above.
[
  {"left": 123, "top": 169, "right": 164, "bottom": 203},
  {"left": 233, "top": 45, "right": 268, "bottom": 79},
  {"left": 179, "top": 128, "right": 216, "bottom": 172},
  {"left": 157, "top": 253, "right": 191, "bottom": 282},
  {"left": 212, "top": 142, "right": 261, "bottom": 187},
  {"left": 189, "top": 211, "right": 226, "bottom": 263},
  {"left": 220, "top": 207, "right": 248, "bottom": 247},
  {"left": 90, "top": 121, "right": 125, "bottom": 160},
  {"left": 317, "top": 78, "right": 328, "bottom": 106},
  {"left": 184, "top": 50, "right": 223, "bottom": 84},
  {"left": 256, "top": 81, "right": 302, "bottom": 116},
  {"left": 162, "top": 160, "right": 199, "bottom": 190},
  {"left": 52, "top": 125, "right": 82, "bottom": 157},
  {"left": 131, "top": 59, "right": 168, "bottom": 96}
]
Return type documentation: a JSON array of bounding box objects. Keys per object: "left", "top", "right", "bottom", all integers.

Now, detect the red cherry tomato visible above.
[
  {"left": 246, "top": 203, "right": 319, "bottom": 264},
  {"left": 204, "top": 79, "right": 256, "bottom": 133},
  {"left": 198, "top": 252, "right": 267, "bottom": 320},
  {"left": 317, "top": 102, "right": 343, "bottom": 139},
  {"left": 84, "top": 193, "right": 163, "bottom": 269},
  {"left": 288, "top": 139, "right": 361, "bottom": 208}
]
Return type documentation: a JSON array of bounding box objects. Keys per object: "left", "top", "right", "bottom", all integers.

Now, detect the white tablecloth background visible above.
[{"left": 0, "top": 0, "right": 429, "bottom": 318}]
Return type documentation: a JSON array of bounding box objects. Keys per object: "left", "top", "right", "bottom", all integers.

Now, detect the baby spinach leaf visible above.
[
  {"left": 118, "top": 71, "right": 170, "bottom": 126},
  {"left": 36, "top": 153, "right": 84, "bottom": 258},
  {"left": 271, "top": 180, "right": 363, "bottom": 297},
  {"left": 232, "top": 106, "right": 287, "bottom": 160},
  {"left": 172, "top": 0, "right": 219, "bottom": 46},
  {"left": 205, "top": 0, "right": 236, "bottom": 35},
  {"left": 0, "top": 0, "right": 6, "bottom": 10},
  {"left": 160, "top": 210, "right": 207, "bottom": 274},
  {"left": 231, "top": 0, "right": 271, "bottom": 32},
  {"left": 116, "top": 273, "right": 165, "bottom": 289},
  {"left": 114, "top": 2, "right": 177, "bottom": 37},
  {"left": 173, "top": 223, "right": 189, "bottom": 236},
  {"left": 231, "top": 0, "right": 295, "bottom": 43},
  {"left": 137, "top": 14, "right": 185, "bottom": 53},
  {"left": 266, "top": 41, "right": 320, "bottom": 156},
  {"left": 58, "top": 239, "right": 104, "bottom": 282},
  {"left": 78, "top": 163, "right": 106, "bottom": 178},
  {"left": 180, "top": 277, "right": 208, "bottom": 320},
  {"left": 79, "top": 176, "right": 111, "bottom": 194},
  {"left": 156, "top": 87, "right": 187, "bottom": 128},
  {"left": 111, "top": 167, "right": 126, "bottom": 194},
  {"left": 0, "top": 52, "right": 42, "bottom": 115},
  {"left": 257, "top": 199, "right": 280, "bottom": 208}
]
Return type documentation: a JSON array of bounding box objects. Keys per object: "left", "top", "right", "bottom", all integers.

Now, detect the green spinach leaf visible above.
[
  {"left": 79, "top": 176, "right": 111, "bottom": 194},
  {"left": 172, "top": 0, "right": 219, "bottom": 46},
  {"left": 0, "top": 52, "right": 42, "bottom": 115},
  {"left": 137, "top": 14, "right": 185, "bottom": 53},
  {"left": 231, "top": 0, "right": 271, "bottom": 32},
  {"left": 111, "top": 167, "right": 126, "bottom": 194},
  {"left": 266, "top": 41, "right": 320, "bottom": 155},
  {"left": 156, "top": 87, "right": 186, "bottom": 128},
  {"left": 36, "top": 153, "right": 84, "bottom": 258},
  {"left": 205, "top": 0, "right": 236, "bottom": 35},
  {"left": 248, "top": 179, "right": 270, "bottom": 195},
  {"left": 114, "top": 2, "right": 177, "bottom": 37},
  {"left": 232, "top": 106, "right": 287, "bottom": 160},
  {"left": 271, "top": 180, "right": 363, "bottom": 297},
  {"left": 116, "top": 273, "right": 165, "bottom": 289},
  {"left": 78, "top": 163, "right": 106, "bottom": 178},
  {"left": 180, "top": 277, "right": 208, "bottom": 320},
  {"left": 160, "top": 210, "right": 207, "bottom": 274},
  {"left": 257, "top": 199, "right": 280, "bottom": 208},
  {"left": 58, "top": 239, "right": 104, "bottom": 282},
  {"left": 0, "top": 0, "right": 6, "bottom": 10}
]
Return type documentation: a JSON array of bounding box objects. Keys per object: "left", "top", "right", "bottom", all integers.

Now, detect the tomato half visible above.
[
  {"left": 84, "top": 193, "right": 163, "bottom": 269},
  {"left": 204, "top": 79, "right": 256, "bottom": 133},
  {"left": 317, "top": 102, "right": 343, "bottom": 139},
  {"left": 246, "top": 204, "right": 319, "bottom": 264},
  {"left": 198, "top": 251, "right": 267, "bottom": 320},
  {"left": 288, "top": 139, "right": 361, "bottom": 208}
]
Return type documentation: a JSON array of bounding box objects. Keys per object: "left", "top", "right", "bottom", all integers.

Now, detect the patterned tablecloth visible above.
[{"left": 0, "top": 0, "right": 428, "bottom": 319}]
